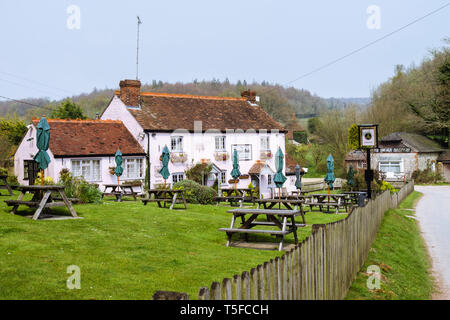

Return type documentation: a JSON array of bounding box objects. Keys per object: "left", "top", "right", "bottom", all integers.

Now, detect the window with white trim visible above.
[
  {"left": 171, "top": 136, "right": 183, "bottom": 152},
  {"left": 379, "top": 161, "right": 401, "bottom": 173},
  {"left": 260, "top": 136, "right": 270, "bottom": 151},
  {"left": 172, "top": 173, "right": 184, "bottom": 183},
  {"left": 215, "top": 136, "right": 226, "bottom": 151},
  {"left": 72, "top": 159, "right": 101, "bottom": 181},
  {"left": 268, "top": 174, "right": 272, "bottom": 185},
  {"left": 125, "top": 158, "right": 144, "bottom": 179},
  {"left": 220, "top": 171, "right": 226, "bottom": 184}
]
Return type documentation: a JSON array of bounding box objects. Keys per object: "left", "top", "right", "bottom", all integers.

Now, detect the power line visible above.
[
  {"left": 279, "top": 2, "right": 450, "bottom": 88},
  {"left": 0, "top": 70, "right": 73, "bottom": 95},
  {"left": 0, "top": 77, "right": 68, "bottom": 99},
  {"left": 0, "top": 95, "right": 53, "bottom": 110}
]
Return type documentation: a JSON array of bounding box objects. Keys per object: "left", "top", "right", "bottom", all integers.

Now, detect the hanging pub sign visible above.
[{"left": 358, "top": 124, "right": 379, "bottom": 149}]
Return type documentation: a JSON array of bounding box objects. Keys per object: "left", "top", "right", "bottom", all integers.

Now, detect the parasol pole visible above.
[{"left": 41, "top": 170, "right": 44, "bottom": 186}]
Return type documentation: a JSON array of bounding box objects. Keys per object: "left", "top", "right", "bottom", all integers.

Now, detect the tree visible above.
[
  {"left": 51, "top": 99, "right": 87, "bottom": 119},
  {"left": 347, "top": 124, "right": 360, "bottom": 150},
  {"left": 0, "top": 115, "right": 28, "bottom": 145},
  {"left": 307, "top": 117, "right": 319, "bottom": 134}
]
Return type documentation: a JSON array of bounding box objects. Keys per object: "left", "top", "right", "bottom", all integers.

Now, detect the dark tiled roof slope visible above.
[
  {"left": 31, "top": 119, "right": 145, "bottom": 157},
  {"left": 124, "top": 92, "right": 286, "bottom": 132},
  {"left": 381, "top": 132, "right": 443, "bottom": 153}
]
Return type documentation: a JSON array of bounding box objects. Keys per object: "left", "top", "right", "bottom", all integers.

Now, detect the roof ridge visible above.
[
  {"left": 31, "top": 118, "right": 123, "bottom": 124},
  {"left": 114, "top": 90, "right": 246, "bottom": 101}
]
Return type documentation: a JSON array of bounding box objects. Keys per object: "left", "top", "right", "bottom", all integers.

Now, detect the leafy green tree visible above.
[
  {"left": 307, "top": 118, "right": 319, "bottom": 134},
  {"left": 51, "top": 99, "right": 87, "bottom": 119},
  {"left": 347, "top": 124, "right": 360, "bottom": 150},
  {"left": 0, "top": 115, "right": 28, "bottom": 145}
]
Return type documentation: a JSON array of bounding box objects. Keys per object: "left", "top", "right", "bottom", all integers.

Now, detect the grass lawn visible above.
[
  {"left": 345, "top": 191, "right": 433, "bottom": 300},
  {"left": 0, "top": 191, "right": 346, "bottom": 300}
]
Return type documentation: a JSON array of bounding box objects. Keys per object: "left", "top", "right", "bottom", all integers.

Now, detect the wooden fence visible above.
[{"left": 154, "top": 181, "right": 414, "bottom": 300}]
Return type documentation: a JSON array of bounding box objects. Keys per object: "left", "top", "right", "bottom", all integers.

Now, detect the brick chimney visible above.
[
  {"left": 241, "top": 90, "right": 258, "bottom": 103},
  {"left": 119, "top": 79, "right": 141, "bottom": 107}
]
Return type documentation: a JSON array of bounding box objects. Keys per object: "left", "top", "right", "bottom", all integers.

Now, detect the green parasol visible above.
[
  {"left": 295, "top": 164, "right": 302, "bottom": 190},
  {"left": 114, "top": 150, "right": 123, "bottom": 185},
  {"left": 230, "top": 149, "right": 241, "bottom": 191},
  {"left": 324, "top": 154, "right": 335, "bottom": 189},
  {"left": 33, "top": 117, "right": 51, "bottom": 185},
  {"left": 347, "top": 165, "right": 355, "bottom": 191},
  {"left": 159, "top": 145, "right": 170, "bottom": 190},
  {"left": 274, "top": 147, "right": 287, "bottom": 201}
]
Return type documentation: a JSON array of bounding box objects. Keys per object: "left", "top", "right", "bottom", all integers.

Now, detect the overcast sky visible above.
[{"left": 0, "top": 0, "right": 448, "bottom": 101}]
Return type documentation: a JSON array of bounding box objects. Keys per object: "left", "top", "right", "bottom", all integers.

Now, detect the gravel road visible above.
[{"left": 415, "top": 186, "right": 450, "bottom": 300}]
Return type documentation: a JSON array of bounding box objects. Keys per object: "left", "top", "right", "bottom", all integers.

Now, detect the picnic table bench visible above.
[
  {"left": 305, "top": 193, "right": 351, "bottom": 213},
  {"left": 4, "top": 185, "right": 78, "bottom": 220},
  {"left": 255, "top": 198, "right": 306, "bottom": 224},
  {"left": 102, "top": 184, "right": 140, "bottom": 201},
  {"left": 142, "top": 189, "right": 187, "bottom": 210},
  {"left": 215, "top": 188, "right": 256, "bottom": 207},
  {"left": 0, "top": 175, "right": 13, "bottom": 196},
  {"left": 219, "top": 208, "right": 304, "bottom": 251}
]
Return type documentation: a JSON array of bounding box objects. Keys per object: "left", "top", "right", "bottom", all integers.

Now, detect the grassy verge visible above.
[
  {"left": 0, "top": 191, "right": 346, "bottom": 300},
  {"left": 345, "top": 191, "right": 433, "bottom": 300}
]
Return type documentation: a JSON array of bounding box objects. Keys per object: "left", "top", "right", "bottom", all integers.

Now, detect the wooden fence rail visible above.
[{"left": 154, "top": 181, "right": 414, "bottom": 300}]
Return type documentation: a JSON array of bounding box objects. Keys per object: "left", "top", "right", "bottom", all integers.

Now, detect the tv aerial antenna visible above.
[{"left": 136, "top": 16, "right": 142, "bottom": 80}]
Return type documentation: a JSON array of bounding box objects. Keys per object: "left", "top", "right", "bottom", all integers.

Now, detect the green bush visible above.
[
  {"left": 58, "top": 169, "right": 102, "bottom": 204},
  {"left": 6, "top": 175, "right": 19, "bottom": 186},
  {"left": 173, "top": 179, "right": 217, "bottom": 204},
  {"left": 412, "top": 168, "right": 441, "bottom": 184},
  {"left": 0, "top": 167, "right": 8, "bottom": 176}
]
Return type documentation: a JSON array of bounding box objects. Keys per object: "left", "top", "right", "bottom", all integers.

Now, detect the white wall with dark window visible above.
[
  {"left": 172, "top": 172, "right": 184, "bottom": 183},
  {"left": 220, "top": 171, "right": 227, "bottom": 184},
  {"left": 171, "top": 136, "right": 183, "bottom": 152}
]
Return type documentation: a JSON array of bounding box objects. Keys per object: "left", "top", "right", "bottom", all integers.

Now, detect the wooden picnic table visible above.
[
  {"left": 342, "top": 191, "right": 367, "bottom": 205},
  {"left": 4, "top": 185, "right": 78, "bottom": 220},
  {"left": 142, "top": 189, "right": 187, "bottom": 210},
  {"left": 255, "top": 198, "right": 306, "bottom": 224},
  {"left": 219, "top": 208, "right": 304, "bottom": 251},
  {"left": 216, "top": 188, "right": 256, "bottom": 207},
  {"left": 306, "top": 193, "right": 351, "bottom": 213},
  {"left": 102, "top": 184, "right": 139, "bottom": 201},
  {"left": 0, "top": 175, "right": 13, "bottom": 196}
]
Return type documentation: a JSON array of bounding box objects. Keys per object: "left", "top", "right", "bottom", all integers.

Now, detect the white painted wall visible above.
[
  {"left": 14, "top": 123, "right": 145, "bottom": 191},
  {"left": 101, "top": 95, "right": 294, "bottom": 196}
]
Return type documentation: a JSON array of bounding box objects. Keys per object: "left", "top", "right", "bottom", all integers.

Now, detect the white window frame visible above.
[
  {"left": 231, "top": 144, "right": 252, "bottom": 161},
  {"left": 124, "top": 158, "right": 144, "bottom": 179},
  {"left": 260, "top": 136, "right": 270, "bottom": 151},
  {"left": 268, "top": 174, "right": 272, "bottom": 185},
  {"left": 71, "top": 159, "right": 101, "bottom": 182},
  {"left": 172, "top": 172, "right": 184, "bottom": 183},
  {"left": 379, "top": 161, "right": 402, "bottom": 174},
  {"left": 215, "top": 136, "right": 226, "bottom": 151},
  {"left": 220, "top": 171, "right": 227, "bottom": 184},
  {"left": 171, "top": 136, "right": 183, "bottom": 152}
]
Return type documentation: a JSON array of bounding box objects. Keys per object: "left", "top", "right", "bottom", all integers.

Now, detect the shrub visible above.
[
  {"left": 173, "top": 179, "right": 217, "bottom": 204},
  {"left": 6, "top": 175, "right": 19, "bottom": 186},
  {"left": 412, "top": 168, "right": 441, "bottom": 184},
  {"left": 379, "top": 181, "right": 398, "bottom": 194},
  {"left": 34, "top": 172, "right": 55, "bottom": 185},
  {"left": 58, "top": 169, "right": 102, "bottom": 203},
  {"left": 0, "top": 167, "right": 8, "bottom": 176},
  {"left": 185, "top": 163, "right": 212, "bottom": 184}
]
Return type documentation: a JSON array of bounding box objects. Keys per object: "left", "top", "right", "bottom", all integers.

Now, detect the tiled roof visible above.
[
  {"left": 345, "top": 150, "right": 366, "bottom": 161},
  {"left": 31, "top": 119, "right": 145, "bottom": 157},
  {"left": 248, "top": 161, "right": 267, "bottom": 175},
  {"left": 119, "top": 92, "right": 286, "bottom": 132},
  {"left": 437, "top": 150, "right": 450, "bottom": 162},
  {"left": 381, "top": 132, "right": 443, "bottom": 153},
  {"left": 285, "top": 154, "right": 305, "bottom": 175}
]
